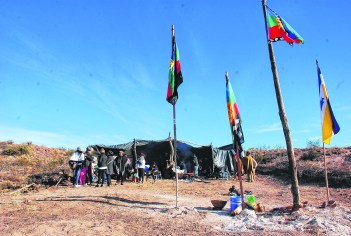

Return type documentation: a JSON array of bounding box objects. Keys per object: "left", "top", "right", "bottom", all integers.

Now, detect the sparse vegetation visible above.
[
  {"left": 0, "top": 141, "right": 72, "bottom": 193},
  {"left": 301, "top": 140, "right": 321, "bottom": 161},
  {"left": 1, "top": 141, "right": 350, "bottom": 194},
  {"left": 2, "top": 144, "right": 31, "bottom": 156}
]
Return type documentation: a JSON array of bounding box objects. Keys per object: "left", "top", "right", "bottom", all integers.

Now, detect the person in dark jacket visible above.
[
  {"left": 115, "top": 150, "right": 128, "bottom": 185},
  {"left": 192, "top": 153, "right": 199, "bottom": 177},
  {"left": 96, "top": 148, "right": 108, "bottom": 187},
  {"left": 106, "top": 150, "right": 115, "bottom": 186},
  {"left": 84, "top": 147, "right": 95, "bottom": 185}
]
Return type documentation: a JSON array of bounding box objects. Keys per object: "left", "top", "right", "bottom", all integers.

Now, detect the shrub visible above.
[
  {"left": 306, "top": 140, "right": 320, "bottom": 149},
  {"left": 2, "top": 148, "right": 18, "bottom": 155},
  {"left": 301, "top": 150, "right": 320, "bottom": 161},
  {"left": 2, "top": 145, "right": 31, "bottom": 156}
]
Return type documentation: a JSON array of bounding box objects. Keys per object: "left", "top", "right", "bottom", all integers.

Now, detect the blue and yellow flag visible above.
[{"left": 317, "top": 60, "right": 340, "bottom": 144}]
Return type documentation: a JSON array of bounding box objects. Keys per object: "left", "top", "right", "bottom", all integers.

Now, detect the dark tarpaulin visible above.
[{"left": 92, "top": 139, "right": 235, "bottom": 178}]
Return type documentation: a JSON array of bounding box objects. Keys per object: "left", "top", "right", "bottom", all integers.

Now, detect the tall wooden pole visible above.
[
  {"left": 323, "top": 143, "right": 330, "bottom": 202},
  {"left": 226, "top": 72, "right": 245, "bottom": 206},
  {"left": 262, "top": 0, "right": 300, "bottom": 209},
  {"left": 172, "top": 24, "right": 179, "bottom": 209}
]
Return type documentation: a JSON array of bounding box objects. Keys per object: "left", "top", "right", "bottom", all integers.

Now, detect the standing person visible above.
[
  {"left": 192, "top": 153, "right": 199, "bottom": 178},
  {"left": 84, "top": 147, "right": 95, "bottom": 186},
  {"left": 106, "top": 150, "right": 115, "bottom": 186},
  {"left": 96, "top": 148, "right": 107, "bottom": 187},
  {"left": 69, "top": 147, "right": 85, "bottom": 187},
  {"left": 115, "top": 150, "right": 128, "bottom": 185},
  {"left": 136, "top": 153, "right": 146, "bottom": 183},
  {"left": 244, "top": 151, "right": 258, "bottom": 182}
]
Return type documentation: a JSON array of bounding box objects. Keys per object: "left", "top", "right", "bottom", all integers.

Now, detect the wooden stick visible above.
[
  {"left": 55, "top": 177, "right": 63, "bottom": 187},
  {"left": 9, "top": 183, "right": 34, "bottom": 195},
  {"left": 323, "top": 143, "right": 330, "bottom": 201}
]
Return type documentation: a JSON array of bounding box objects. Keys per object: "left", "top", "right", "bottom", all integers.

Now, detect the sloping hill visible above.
[{"left": 1, "top": 141, "right": 351, "bottom": 193}]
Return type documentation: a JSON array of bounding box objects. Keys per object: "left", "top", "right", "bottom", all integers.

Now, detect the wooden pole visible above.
[
  {"left": 226, "top": 72, "right": 245, "bottom": 207},
  {"left": 172, "top": 24, "right": 179, "bottom": 209},
  {"left": 262, "top": 0, "right": 300, "bottom": 209},
  {"left": 235, "top": 143, "right": 245, "bottom": 207},
  {"left": 210, "top": 143, "right": 214, "bottom": 175},
  {"left": 323, "top": 143, "right": 330, "bottom": 202}
]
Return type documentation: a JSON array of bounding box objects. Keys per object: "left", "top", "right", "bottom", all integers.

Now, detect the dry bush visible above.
[
  {"left": 254, "top": 145, "right": 350, "bottom": 187},
  {"left": 0, "top": 142, "right": 72, "bottom": 192}
]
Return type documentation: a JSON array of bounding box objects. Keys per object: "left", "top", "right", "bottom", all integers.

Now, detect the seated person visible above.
[{"left": 150, "top": 162, "right": 159, "bottom": 182}]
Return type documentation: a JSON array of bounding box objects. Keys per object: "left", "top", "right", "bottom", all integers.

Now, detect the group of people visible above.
[
  {"left": 68, "top": 146, "right": 95, "bottom": 187},
  {"left": 68, "top": 146, "right": 257, "bottom": 185},
  {"left": 68, "top": 147, "right": 161, "bottom": 187}
]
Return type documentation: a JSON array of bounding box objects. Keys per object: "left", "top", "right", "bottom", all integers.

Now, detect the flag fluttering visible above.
[
  {"left": 166, "top": 31, "right": 183, "bottom": 105},
  {"left": 226, "top": 73, "right": 244, "bottom": 155},
  {"left": 317, "top": 60, "right": 340, "bottom": 144},
  {"left": 266, "top": 5, "right": 304, "bottom": 45}
]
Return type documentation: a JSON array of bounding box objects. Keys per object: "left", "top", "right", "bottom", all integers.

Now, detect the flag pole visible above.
[
  {"left": 226, "top": 72, "right": 245, "bottom": 207},
  {"left": 235, "top": 144, "right": 245, "bottom": 206},
  {"left": 262, "top": 0, "right": 300, "bottom": 210},
  {"left": 171, "top": 24, "right": 179, "bottom": 209},
  {"left": 323, "top": 143, "right": 330, "bottom": 202}
]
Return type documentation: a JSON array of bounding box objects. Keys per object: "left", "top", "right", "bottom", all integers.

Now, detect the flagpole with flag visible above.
[
  {"left": 316, "top": 60, "right": 340, "bottom": 203},
  {"left": 225, "top": 72, "right": 245, "bottom": 206},
  {"left": 262, "top": 0, "right": 301, "bottom": 210},
  {"left": 166, "top": 24, "right": 183, "bottom": 208}
]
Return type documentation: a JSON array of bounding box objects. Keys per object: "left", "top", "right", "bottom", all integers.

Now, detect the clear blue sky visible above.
[{"left": 1, "top": 0, "right": 350, "bottom": 150}]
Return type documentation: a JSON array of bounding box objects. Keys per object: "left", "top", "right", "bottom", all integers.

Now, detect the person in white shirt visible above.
[
  {"left": 136, "top": 153, "right": 146, "bottom": 183},
  {"left": 69, "top": 146, "right": 85, "bottom": 187}
]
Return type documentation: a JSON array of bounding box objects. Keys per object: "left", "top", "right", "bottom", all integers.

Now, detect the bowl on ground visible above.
[{"left": 211, "top": 200, "right": 227, "bottom": 210}]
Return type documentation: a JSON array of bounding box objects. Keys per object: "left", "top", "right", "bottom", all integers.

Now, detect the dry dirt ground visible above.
[{"left": 1, "top": 175, "right": 350, "bottom": 236}]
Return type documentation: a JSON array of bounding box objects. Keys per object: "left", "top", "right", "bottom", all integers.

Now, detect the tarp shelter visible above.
[{"left": 92, "top": 139, "right": 237, "bottom": 178}]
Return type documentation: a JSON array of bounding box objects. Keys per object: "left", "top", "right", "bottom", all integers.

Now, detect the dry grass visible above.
[
  {"left": 0, "top": 141, "right": 72, "bottom": 193},
  {"left": 249, "top": 146, "right": 351, "bottom": 187}
]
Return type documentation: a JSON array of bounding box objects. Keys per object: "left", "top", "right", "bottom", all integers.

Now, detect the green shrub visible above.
[
  {"left": 2, "top": 145, "right": 31, "bottom": 156},
  {"left": 306, "top": 140, "right": 320, "bottom": 149},
  {"left": 2, "top": 148, "right": 18, "bottom": 155},
  {"left": 301, "top": 149, "right": 320, "bottom": 161}
]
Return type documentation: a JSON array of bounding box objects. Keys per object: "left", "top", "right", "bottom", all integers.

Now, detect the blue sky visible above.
[{"left": 1, "top": 0, "right": 350, "bottom": 150}]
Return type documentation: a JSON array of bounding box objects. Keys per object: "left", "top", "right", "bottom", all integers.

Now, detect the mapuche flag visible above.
[
  {"left": 266, "top": 5, "right": 304, "bottom": 45},
  {"left": 166, "top": 32, "right": 183, "bottom": 105},
  {"left": 226, "top": 73, "right": 244, "bottom": 156},
  {"left": 317, "top": 60, "right": 340, "bottom": 144}
]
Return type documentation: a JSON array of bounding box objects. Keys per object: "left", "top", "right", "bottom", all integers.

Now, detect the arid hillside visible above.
[
  {"left": 1, "top": 141, "right": 350, "bottom": 193},
  {"left": 1, "top": 141, "right": 351, "bottom": 235}
]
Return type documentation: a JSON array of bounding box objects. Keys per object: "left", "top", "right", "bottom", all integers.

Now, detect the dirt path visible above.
[{"left": 1, "top": 175, "right": 350, "bottom": 235}]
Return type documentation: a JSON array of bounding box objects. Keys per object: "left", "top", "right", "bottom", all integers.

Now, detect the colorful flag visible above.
[
  {"left": 266, "top": 6, "right": 304, "bottom": 45},
  {"left": 226, "top": 74, "right": 244, "bottom": 155},
  {"left": 166, "top": 33, "right": 183, "bottom": 105},
  {"left": 317, "top": 60, "right": 340, "bottom": 144}
]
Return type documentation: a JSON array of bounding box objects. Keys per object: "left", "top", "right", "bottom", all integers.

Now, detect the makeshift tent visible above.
[{"left": 92, "top": 139, "right": 237, "bottom": 178}]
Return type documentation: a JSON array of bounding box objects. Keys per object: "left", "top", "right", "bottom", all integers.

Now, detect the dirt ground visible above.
[{"left": 1, "top": 175, "right": 350, "bottom": 236}]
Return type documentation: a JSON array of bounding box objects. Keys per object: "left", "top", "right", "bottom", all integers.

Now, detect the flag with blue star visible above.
[{"left": 317, "top": 60, "right": 340, "bottom": 144}]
